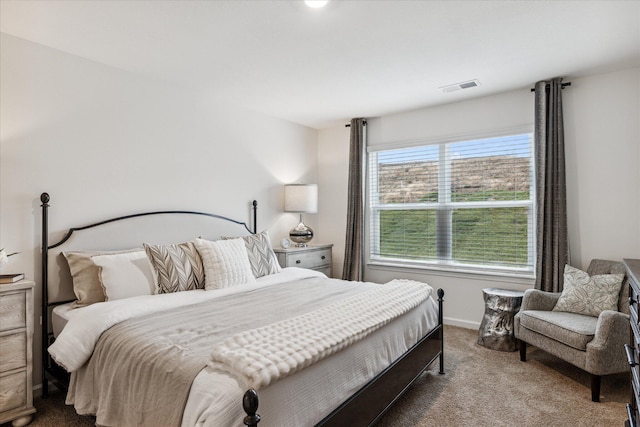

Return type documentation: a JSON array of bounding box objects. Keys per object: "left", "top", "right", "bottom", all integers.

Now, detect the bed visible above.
[{"left": 40, "top": 192, "right": 444, "bottom": 426}]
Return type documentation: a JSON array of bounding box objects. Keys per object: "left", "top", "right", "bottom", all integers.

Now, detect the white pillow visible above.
[
  {"left": 92, "top": 250, "right": 157, "bottom": 301},
  {"left": 222, "top": 230, "right": 281, "bottom": 278},
  {"left": 194, "top": 238, "right": 256, "bottom": 290}
]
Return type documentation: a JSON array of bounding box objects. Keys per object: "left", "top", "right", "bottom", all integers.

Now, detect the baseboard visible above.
[
  {"left": 444, "top": 317, "right": 480, "bottom": 330},
  {"left": 33, "top": 381, "right": 65, "bottom": 397},
  {"left": 33, "top": 383, "right": 43, "bottom": 397}
]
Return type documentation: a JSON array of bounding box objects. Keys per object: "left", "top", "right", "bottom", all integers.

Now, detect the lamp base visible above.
[{"left": 290, "top": 221, "right": 314, "bottom": 247}]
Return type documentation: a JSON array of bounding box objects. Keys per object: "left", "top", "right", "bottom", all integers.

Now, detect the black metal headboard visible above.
[{"left": 39, "top": 192, "right": 258, "bottom": 396}]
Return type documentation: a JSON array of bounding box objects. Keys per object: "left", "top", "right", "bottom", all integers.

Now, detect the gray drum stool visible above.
[{"left": 477, "top": 288, "right": 524, "bottom": 352}]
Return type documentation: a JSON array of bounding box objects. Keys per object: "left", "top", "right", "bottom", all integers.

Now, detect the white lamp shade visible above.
[{"left": 284, "top": 184, "right": 318, "bottom": 213}]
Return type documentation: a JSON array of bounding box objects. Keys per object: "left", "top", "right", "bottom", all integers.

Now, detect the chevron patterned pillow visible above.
[
  {"left": 223, "top": 230, "right": 281, "bottom": 278},
  {"left": 144, "top": 241, "right": 205, "bottom": 294}
]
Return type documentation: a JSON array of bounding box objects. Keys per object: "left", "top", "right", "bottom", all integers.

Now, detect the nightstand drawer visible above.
[
  {"left": 0, "top": 332, "right": 26, "bottom": 373},
  {"left": 274, "top": 244, "right": 333, "bottom": 277},
  {"left": 288, "top": 250, "right": 331, "bottom": 269},
  {"left": 0, "top": 292, "right": 26, "bottom": 332},
  {"left": 0, "top": 371, "right": 27, "bottom": 413},
  {"left": 0, "top": 281, "right": 35, "bottom": 426}
]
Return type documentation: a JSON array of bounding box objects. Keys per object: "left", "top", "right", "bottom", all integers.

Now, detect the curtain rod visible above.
[
  {"left": 345, "top": 122, "right": 367, "bottom": 128},
  {"left": 345, "top": 120, "right": 367, "bottom": 128},
  {"left": 530, "top": 82, "right": 571, "bottom": 92},
  {"left": 345, "top": 81, "right": 572, "bottom": 127}
]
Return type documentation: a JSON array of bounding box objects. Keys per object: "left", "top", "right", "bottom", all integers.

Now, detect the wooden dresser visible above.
[
  {"left": 625, "top": 259, "right": 640, "bottom": 427},
  {"left": 0, "top": 280, "right": 36, "bottom": 427},
  {"left": 274, "top": 244, "right": 333, "bottom": 277}
]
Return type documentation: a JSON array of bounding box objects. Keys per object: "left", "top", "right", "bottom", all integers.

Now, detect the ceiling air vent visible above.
[{"left": 439, "top": 79, "right": 481, "bottom": 93}]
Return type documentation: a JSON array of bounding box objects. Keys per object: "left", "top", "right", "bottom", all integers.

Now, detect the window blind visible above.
[{"left": 368, "top": 133, "right": 534, "bottom": 273}]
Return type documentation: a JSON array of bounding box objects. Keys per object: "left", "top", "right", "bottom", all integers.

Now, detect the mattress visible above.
[{"left": 52, "top": 302, "right": 77, "bottom": 338}]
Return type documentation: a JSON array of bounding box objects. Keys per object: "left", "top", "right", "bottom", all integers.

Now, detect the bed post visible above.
[
  {"left": 41, "top": 192, "right": 50, "bottom": 398},
  {"left": 252, "top": 200, "right": 258, "bottom": 234},
  {"left": 243, "top": 389, "right": 260, "bottom": 426},
  {"left": 437, "top": 288, "right": 445, "bottom": 375}
]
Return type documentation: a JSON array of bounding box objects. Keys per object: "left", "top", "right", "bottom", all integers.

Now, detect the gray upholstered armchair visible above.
[{"left": 514, "top": 259, "right": 630, "bottom": 402}]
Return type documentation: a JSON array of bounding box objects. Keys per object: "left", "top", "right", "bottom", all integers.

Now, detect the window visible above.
[{"left": 368, "top": 132, "right": 534, "bottom": 275}]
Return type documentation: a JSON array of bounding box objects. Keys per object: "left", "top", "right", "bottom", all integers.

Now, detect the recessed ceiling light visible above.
[{"left": 305, "top": 1, "right": 329, "bottom": 8}]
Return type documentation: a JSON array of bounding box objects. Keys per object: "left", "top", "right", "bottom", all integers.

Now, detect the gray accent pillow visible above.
[
  {"left": 223, "top": 230, "right": 281, "bottom": 278},
  {"left": 143, "top": 241, "right": 205, "bottom": 294},
  {"left": 553, "top": 264, "right": 624, "bottom": 317}
]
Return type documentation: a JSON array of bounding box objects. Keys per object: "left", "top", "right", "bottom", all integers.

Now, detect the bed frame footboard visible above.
[{"left": 243, "top": 288, "right": 445, "bottom": 426}]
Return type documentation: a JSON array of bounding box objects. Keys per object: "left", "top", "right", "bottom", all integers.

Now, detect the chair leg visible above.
[
  {"left": 591, "top": 374, "right": 601, "bottom": 402},
  {"left": 519, "top": 340, "right": 527, "bottom": 361}
]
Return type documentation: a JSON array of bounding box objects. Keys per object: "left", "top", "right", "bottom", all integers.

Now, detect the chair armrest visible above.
[
  {"left": 586, "top": 310, "right": 630, "bottom": 374},
  {"left": 520, "top": 288, "right": 560, "bottom": 312},
  {"left": 590, "top": 310, "right": 630, "bottom": 349}
]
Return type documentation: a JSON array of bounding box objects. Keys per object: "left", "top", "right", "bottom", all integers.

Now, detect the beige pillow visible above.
[
  {"left": 553, "top": 264, "right": 624, "bottom": 317},
  {"left": 64, "top": 249, "right": 140, "bottom": 307}
]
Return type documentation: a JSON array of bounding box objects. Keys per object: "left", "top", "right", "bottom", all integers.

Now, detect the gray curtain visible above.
[
  {"left": 342, "top": 118, "right": 366, "bottom": 281},
  {"left": 534, "top": 78, "right": 569, "bottom": 292}
]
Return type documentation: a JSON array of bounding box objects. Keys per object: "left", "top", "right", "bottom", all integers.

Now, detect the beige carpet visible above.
[{"left": 5, "top": 325, "right": 629, "bottom": 427}]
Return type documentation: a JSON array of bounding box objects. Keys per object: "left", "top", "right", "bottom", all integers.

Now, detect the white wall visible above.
[
  {"left": 318, "top": 67, "right": 640, "bottom": 329},
  {"left": 563, "top": 68, "right": 640, "bottom": 266},
  {"left": 0, "top": 34, "right": 319, "bottom": 388},
  {"left": 317, "top": 125, "right": 351, "bottom": 277}
]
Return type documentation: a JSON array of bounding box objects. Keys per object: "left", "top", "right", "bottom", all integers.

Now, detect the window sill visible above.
[{"left": 367, "top": 260, "right": 535, "bottom": 286}]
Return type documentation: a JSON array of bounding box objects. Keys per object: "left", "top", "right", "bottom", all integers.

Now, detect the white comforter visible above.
[
  {"left": 209, "top": 279, "right": 432, "bottom": 390},
  {"left": 50, "top": 268, "right": 326, "bottom": 372},
  {"left": 52, "top": 268, "right": 440, "bottom": 426}
]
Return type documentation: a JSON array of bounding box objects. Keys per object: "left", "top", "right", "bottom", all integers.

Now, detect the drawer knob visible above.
[
  {"left": 296, "top": 260, "right": 301, "bottom": 264},
  {"left": 625, "top": 344, "right": 638, "bottom": 367},
  {"left": 321, "top": 255, "right": 326, "bottom": 260}
]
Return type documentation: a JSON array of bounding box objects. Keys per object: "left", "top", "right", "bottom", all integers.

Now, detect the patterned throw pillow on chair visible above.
[{"left": 553, "top": 264, "right": 624, "bottom": 317}]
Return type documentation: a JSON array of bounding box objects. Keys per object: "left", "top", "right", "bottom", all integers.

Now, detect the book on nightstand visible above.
[{"left": 0, "top": 273, "right": 25, "bottom": 284}]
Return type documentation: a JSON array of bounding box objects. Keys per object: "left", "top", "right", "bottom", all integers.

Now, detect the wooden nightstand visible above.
[
  {"left": 274, "top": 244, "right": 333, "bottom": 277},
  {"left": 0, "top": 280, "right": 36, "bottom": 427}
]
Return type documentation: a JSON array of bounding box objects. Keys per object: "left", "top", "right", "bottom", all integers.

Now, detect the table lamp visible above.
[{"left": 284, "top": 184, "right": 318, "bottom": 247}]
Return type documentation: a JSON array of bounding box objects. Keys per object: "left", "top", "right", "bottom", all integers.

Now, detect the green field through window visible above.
[{"left": 378, "top": 207, "right": 529, "bottom": 267}]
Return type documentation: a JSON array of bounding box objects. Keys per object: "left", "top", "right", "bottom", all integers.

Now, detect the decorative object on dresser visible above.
[
  {"left": 274, "top": 244, "right": 333, "bottom": 277},
  {"left": 514, "top": 259, "right": 630, "bottom": 402},
  {"left": 284, "top": 183, "right": 318, "bottom": 247},
  {"left": 0, "top": 274, "right": 25, "bottom": 284},
  {"left": 624, "top": 258, "right": 640, "bottom": 427},
  {"left": 0, "top": 249, "right": 19, "bottom": 269},
  {"left": 0, "top": 280, "right": 36, "bottom": 427},
  {"left": 477, "top": 288, "right": 524, "bottom": 352}
]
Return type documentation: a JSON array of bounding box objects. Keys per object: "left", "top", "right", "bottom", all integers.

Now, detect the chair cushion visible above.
[
  {"left": 518, "top": 310, "right": 598, "bottom": 351},
  {"left": 553, "top": 264, "right": 624, "bottom": 317}
]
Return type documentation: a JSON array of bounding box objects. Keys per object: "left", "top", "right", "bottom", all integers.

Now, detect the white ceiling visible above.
[{"left": 1, "top": 1, "right": 639, "bottom": 129}]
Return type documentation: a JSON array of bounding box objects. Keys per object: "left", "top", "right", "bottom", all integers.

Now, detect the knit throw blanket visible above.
[{"left": 208, "top": 279, "right": 433, "bottom": 390}]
